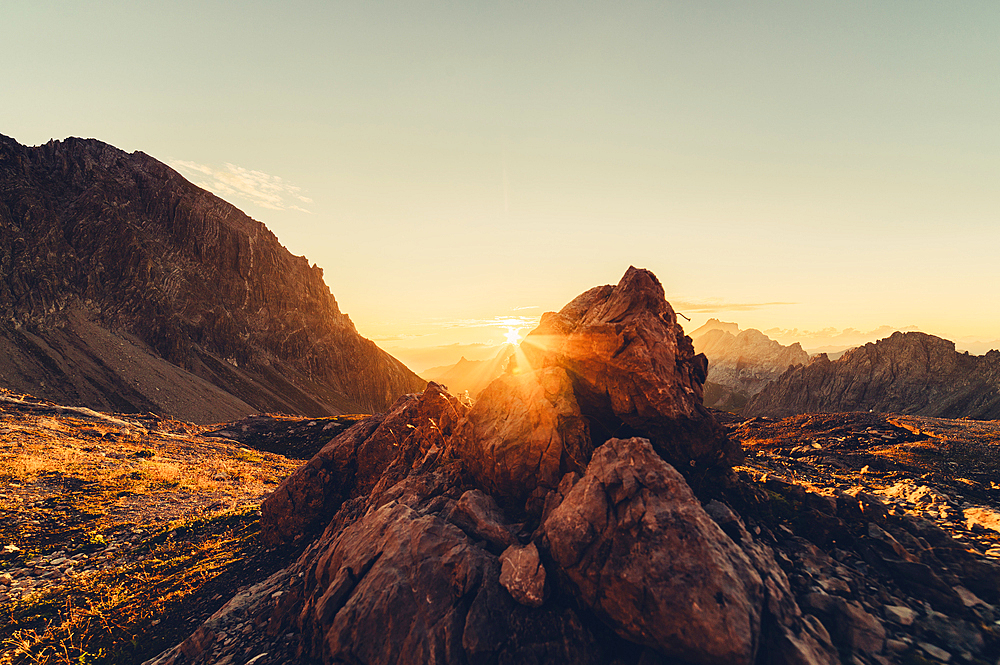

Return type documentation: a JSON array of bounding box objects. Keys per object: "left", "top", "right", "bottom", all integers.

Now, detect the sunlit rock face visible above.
[
  {"left": 0, "top": 133, "right": 425, "bottom": 422},
  {"left": 450, "top": 366, "right": 592, "bottom": 509},
  {"left": 521, "top": 266, "right": 742, "bottom": 470},
  {"left": 744, "top": 331, "right": 1000, "bottom": 419}
]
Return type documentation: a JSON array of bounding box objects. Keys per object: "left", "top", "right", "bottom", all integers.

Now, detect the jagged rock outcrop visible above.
[
  {"left": 521, "top": 266, "right": 741, "bottom": 471},
  {"left": 149, "top": 269, "right": 857, "bottom": 665},
  {"left": 260, "top": 383, "right": 466, "bottom": 546},
  {"left": 689, "top": 319, "right": 809, "bottom": 412},
  {"left": 0, "top": 133, "right": 424, "bottom": 422},
  {"left": 744, "top": 332, "right": 1000, "bottom": 419},
  {"left": 147, "top": 270, "right": 1000, "bottom": 665}
]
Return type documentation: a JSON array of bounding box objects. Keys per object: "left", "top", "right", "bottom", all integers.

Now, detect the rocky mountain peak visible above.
[
  {"left": 0, "top": 133, "right": 424, "bottom": 421},
  {"left": 521, "top": 266, "right": 740, "bottom": 470},
  {"left": 745, "top": 330, "right": 1000, "bottom": 419},
  {"left": 690, "top": 319, "right": 810, "bottom": 412}
]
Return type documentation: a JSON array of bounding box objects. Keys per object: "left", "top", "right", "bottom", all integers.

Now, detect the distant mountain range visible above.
[
  {"left": 0, "top": 134, "right": 425, "bottom": 422},
  {"left": 421, "top": 344, "right": 515, "bottom": 398},
  {"left": 745, "top": 331, "right": 1000, "bottom": 419},
  {"left": 689, "top": 319, "right": 809, "bottom": 411}
]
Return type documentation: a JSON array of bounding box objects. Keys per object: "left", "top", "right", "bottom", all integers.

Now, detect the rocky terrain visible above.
[
  {"left": 690, "top": 319, "right": 809, "bottom": 412},
  {"left": 745, "top": 332, "right": 1000, "bottom": 419},
  {"left": 0, "top": 134, "right": 424, "bottom": 423},
  {"left": 7, "top": 268, "right": 1000, "bottom": 665},
  {"left": 127, "top": 267, "right": 1000, "bottom": 665},
  {"left": 421, "top": 345, "right": 515, "bottom": 400}
]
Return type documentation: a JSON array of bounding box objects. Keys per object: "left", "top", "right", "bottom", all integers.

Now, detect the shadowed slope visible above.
[{"left": 0, "top": 134, "right": 425, "bottom": 422}]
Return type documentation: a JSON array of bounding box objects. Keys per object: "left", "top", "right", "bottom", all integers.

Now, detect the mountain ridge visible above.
[
  {"left": 0, "top": 133, "right": 425, "bottom": 422},
  {"left": 744, "top": 330, "right": 1000, "bottom": 419}
]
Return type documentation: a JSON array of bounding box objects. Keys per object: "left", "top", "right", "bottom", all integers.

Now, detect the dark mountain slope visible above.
[
  {"left": 0, "top": 134, "right": 425, "bottom": 422},
  {"left": 744, "top": 331, "right": 1000, "bottom": 419}
]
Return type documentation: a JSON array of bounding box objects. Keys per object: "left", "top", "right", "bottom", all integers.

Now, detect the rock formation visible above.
[
  {"left": 689, "top": 319, "right": 809, "bottom": 412},
  {"left": 146, "top": 268, "right": 867, "bottom": 665},
  {"left": 521, "top": 267, "right": 741, "bottom": 471},
  {"left": 744, "top": 331, "right": 1000, "bottom": 419},
  {"left": 0, "top": 133, "right": 424, "bottom": 422}
]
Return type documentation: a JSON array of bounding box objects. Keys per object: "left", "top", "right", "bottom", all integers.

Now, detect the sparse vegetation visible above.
[{"left": 0, "top": 395, "right": 304, "bottom": 664}]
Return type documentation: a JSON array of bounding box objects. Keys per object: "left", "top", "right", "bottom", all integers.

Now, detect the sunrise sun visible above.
[{"left": 504, "top": 327, "right": 523, "bottom": 345}]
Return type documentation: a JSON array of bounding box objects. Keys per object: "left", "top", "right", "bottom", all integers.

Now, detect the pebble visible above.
[
  {"left": 918, "top": 642, "right": 951, "bottom": 662},
  {"left": 884, "top": 604, "right": 917, "bottom": 626}
]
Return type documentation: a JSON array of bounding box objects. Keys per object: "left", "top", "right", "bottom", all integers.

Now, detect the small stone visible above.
[
  {"left": 499, "top": 542, "right": 546, "bottom": 607},
  {"left": 953, "top": 586, "right": 986, "bottom": 608},
  {"left": 246, "top": 654, "right": 268, "bottom": 665},
  {"left": 884, "top": 604, "right": 917, "bottom": 626},
  {"left": 917, "top": 642, "right": 951, "bottom": 662},
  {"left": 885, "top": 639, "right": 909, "bottom": 653}
]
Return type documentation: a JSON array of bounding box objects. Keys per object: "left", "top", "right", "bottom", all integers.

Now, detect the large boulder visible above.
[
  {"left": 260, "top": 382, "right": 466, "bottom": 545},
  {"left": 543, "top": 437, "right": 764, "bottom": 665},
  {"left": 449, "top": 366, "right": 592, "bottom": 508},
  {"left": 521, "top": 266, "right": 741, "bottom": 470}
]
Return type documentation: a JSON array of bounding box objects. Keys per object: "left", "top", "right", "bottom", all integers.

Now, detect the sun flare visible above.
[{"left": 504, "top": 327, "right": 523, "bottom": 345}]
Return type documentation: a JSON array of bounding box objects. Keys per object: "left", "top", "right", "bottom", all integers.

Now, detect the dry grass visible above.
[
  {"left": 0, "top": 397, "right": 306, "bottom": 664},
  {"left": 1, "top": 508, "right": 272, "bottom": 665}
]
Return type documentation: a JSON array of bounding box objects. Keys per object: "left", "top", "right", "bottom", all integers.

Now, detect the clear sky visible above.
[{"left": 4, "top": 1, "right": 999, "bottom": 371}]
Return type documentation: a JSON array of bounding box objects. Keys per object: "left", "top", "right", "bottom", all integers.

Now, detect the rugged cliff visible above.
[
  {"left": 690, "top": 319, "right": 809, "bottom": 411},
  {"left": 744, "top": 331, "right": 1000, "bottom": 419},
  {"left": 0, "top": 133, "right": 425, "bottom": 422}
]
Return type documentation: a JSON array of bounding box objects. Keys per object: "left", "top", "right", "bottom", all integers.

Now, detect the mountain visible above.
[
  {"left": 0, "top": 134, "right": 425, "bottom": 423},
  {"left": 689, "top": 319, "right": 809, "bottom": 411},
  {"left": 744, "top": 331, "right": 1000, "bottom": 419},
  {"left": 421, "top": 344, "right": 515, "bottom": 398}
]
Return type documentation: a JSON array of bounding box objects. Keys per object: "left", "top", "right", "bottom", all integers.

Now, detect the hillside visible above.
[
  {"left": 0, "top": 134, "right": 425, "bottom": 422},
  {"left": 744, "top": 331, "right": 1000, "bottom": 419}
]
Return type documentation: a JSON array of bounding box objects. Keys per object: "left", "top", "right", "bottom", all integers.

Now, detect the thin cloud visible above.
[
  {"left": 669, "top": 299, "right": 796, "bottom": 314},
  {"left": 168, "top": 159, "right": 312, "bottom": 213},
  {"left": 763, "top": 325, "right": 920, "bottom": 343},
  {"left": 511, "top": 305, "right": 539, "bottom": 311},
  {"left": 437, "top": 316, "right": 540, "bottom": 330}
]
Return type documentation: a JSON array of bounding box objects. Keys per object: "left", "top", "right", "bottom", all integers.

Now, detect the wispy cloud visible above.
[
  {"left": 669, "top": 299, "right": 796, "bottom": 314},
  {"left": 169, "top": 160, "right": 312, "bottom": 213},
  {"left": 763, "top": 325, "right": 920, "bottom": 344},
  {"left": 511, "top": 305, "right": 539, "bottom": 311},
  {"left": 436, "top": 316, "right": 541, "bottom": 330}
]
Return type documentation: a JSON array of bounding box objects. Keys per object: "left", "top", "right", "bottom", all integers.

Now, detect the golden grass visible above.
[{"left": 1, "top": 509, "right": 265, "bottom": 665}]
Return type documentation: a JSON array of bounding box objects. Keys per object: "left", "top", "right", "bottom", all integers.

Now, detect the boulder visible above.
[
  {"left": 260, "top": 383, "right": 466, "bottom": 545},
  {"left": 521, "top": 266, "right": 740, "bottom": 470},
  {"left": 449, "top": 366, "right": 592, "bottom": 506},
  {"left": 543, "top": 437, "right": 763, "bottom": 665}
]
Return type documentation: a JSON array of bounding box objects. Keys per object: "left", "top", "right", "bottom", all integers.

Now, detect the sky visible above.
[{"left": 3, "top": 1, "right": 999, "bottom": 371}]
